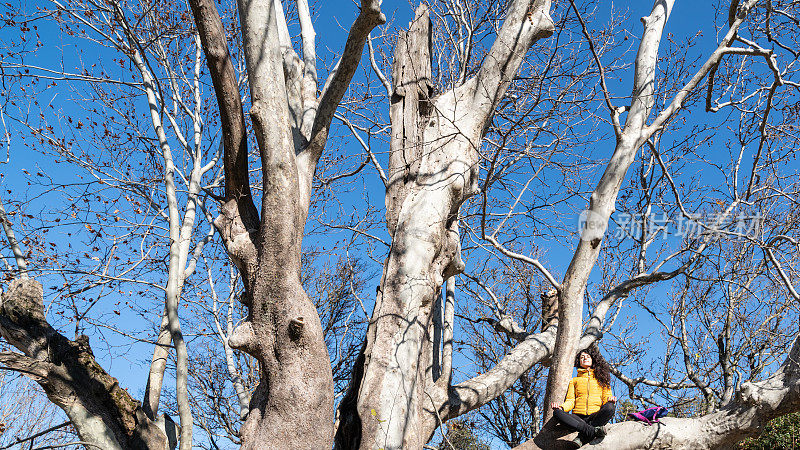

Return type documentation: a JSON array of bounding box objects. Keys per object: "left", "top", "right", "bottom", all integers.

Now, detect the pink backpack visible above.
[{"left": 627, "top": 406, "right": 668, "bottom": 425}]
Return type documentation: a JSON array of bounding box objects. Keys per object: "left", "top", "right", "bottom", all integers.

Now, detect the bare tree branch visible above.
[{"left": 0, "top": 196, "right": 28, "bottom": 278}]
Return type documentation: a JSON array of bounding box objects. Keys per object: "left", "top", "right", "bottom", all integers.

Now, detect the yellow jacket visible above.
[{"left": 560, "top": 368, "right": 612, "bottom": 415}]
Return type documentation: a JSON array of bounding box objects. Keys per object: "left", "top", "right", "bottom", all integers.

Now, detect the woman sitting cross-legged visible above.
[{"left": 550, "top": 344, "right": 616, "bottom": 446}]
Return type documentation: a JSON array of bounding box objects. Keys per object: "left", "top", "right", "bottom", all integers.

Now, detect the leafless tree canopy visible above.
[{"left": 0, "top": 0, "right": 799, "bottom": 449}]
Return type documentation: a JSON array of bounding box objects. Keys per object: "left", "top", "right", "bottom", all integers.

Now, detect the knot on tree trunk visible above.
[
  {"left": 442, "top": 254, "right": 465, "bottom": 279},
  {"left": 526, "top": 0, "right": 555, "bottom": 39},
  {"left": 248, "top": 101, "right": 267, "bottom": 136},
  {"left": 441, "top": 220, "right": 464, "bottom": 279},
  {"left": 288, "top": 316, "right": 305, "bottom": 340},
  {"left": 737, "top": 381, "right": 764, "bottom": 407},
  {"left": 360, "top": 0, "right": 387, "bottom": 25},
  {"left": 540, "top": 289, "right": 558, "bottom": 331},
  {"left": 228, "top": 321, "right": 257, "bottom": 354}
]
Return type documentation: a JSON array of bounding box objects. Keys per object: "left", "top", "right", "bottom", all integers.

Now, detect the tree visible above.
[
  {"left": 437, "top": 419, "right": 491, "bottom": 450},
  {"left": 1, "top": 0, "right": 799, "bottom": 449},
  {"left": 0, "top": 360, "right": 77, "bottom": 449},
  {"left": 740, "top": 412, "right": 800, "bottom": 450}
]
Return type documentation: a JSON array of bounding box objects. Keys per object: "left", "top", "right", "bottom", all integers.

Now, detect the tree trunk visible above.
[
  {"left": 351, "top": 8, "right": 455, "bottom": 448},
  {"left": 337, "top": 1, "right": 555, "bottom": 448},
  {"left": 0, "top": 278, "right": 168, "bottom": 449},
  {"left": 219, "top": 5, "right": 337, "bottom": 433},
  {"left": 190, "top": 0, "right": 384, "bottom": 446},
  {"left": 224, "top": 0, "right": 337, "bottom": 444}
]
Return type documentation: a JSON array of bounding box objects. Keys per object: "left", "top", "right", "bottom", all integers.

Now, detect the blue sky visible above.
[{"left": 2, "top": 0, "right": 798, "bottom": 448}]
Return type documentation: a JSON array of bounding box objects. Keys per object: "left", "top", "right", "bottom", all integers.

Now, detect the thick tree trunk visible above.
[
  {"left": 190, "top": 0, "right": 383, "bottom": 446},
  {"left": 0, "top": 278, "right": 168, "bottom": 450},
  {"left": 337, "top": 2, "right": 555, "bottom": 448},
  {"left": 217, "top": 0, "right": 337, "bottom": 447},
  {"left": 351, "top": 9, "right": 452, "bottom": 448},
  {"left": 231, "top": 272, "right": 333, "bottom": 450}
]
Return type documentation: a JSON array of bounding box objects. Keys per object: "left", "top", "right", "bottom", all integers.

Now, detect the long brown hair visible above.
[{"left": 574, "top": 343, "right": 611, "bottom": 388}]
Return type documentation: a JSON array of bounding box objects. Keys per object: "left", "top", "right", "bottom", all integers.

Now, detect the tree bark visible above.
[
  {"left": 189, "top": 0, "right": 383, "bottom": 447},
  {"left": 221, "top": 1, "right": 335, "bottom": 448},
  {"left": 0, "top": 278, "right": 168, "bottom": 450},
  {"left": 336, "top": 2, "right": 555, "bottom": 448}
]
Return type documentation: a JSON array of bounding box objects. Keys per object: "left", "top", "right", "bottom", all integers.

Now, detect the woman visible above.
[{"left": 550, "top": 344, "right": 616, "bottom": 446}]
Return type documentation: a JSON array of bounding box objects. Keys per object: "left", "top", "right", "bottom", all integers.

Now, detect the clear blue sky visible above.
[{"left": 2, "top": 0, "right": 794, "bottom": 448}]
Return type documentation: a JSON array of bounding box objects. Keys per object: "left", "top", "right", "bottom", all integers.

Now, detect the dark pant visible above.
[{"left": 553, "top": 402, "right": 616, "bottom": 442}]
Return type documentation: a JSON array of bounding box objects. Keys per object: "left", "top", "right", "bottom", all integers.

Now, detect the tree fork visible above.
[{"left": 345, "top": 1, "right": 555, "bottom": 448}]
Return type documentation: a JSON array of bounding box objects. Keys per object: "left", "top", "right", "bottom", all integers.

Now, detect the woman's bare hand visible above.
[
  {"left": 550, "top": 402, "right": 562, "bottom": 410},
  {"left": 608, "top": 395, "right": 617, "bottom": 403}
]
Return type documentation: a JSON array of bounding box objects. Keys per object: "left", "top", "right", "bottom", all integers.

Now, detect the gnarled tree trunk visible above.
[
  {"left": 336, "top": 1, "right": 555, "bottom": 448},
  {"left": 187, "top": 0, "right": 384, "bottom": 447},
  {"left": 0, "top": 278, "right": 169, "bottom": 450}
]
